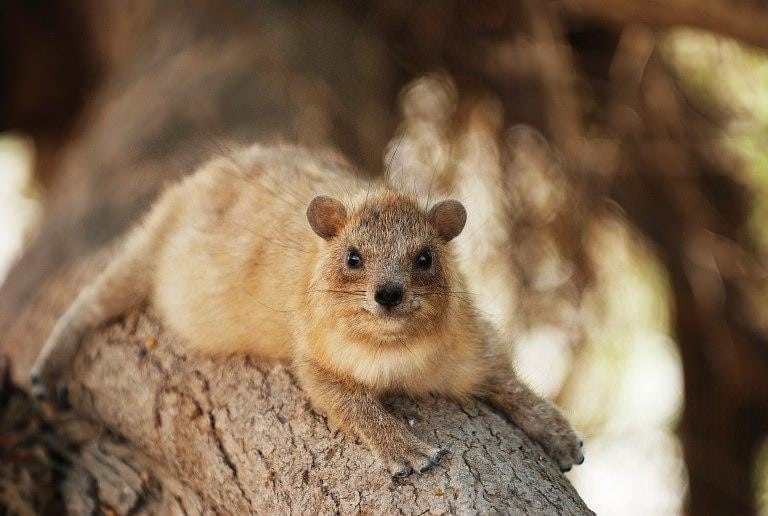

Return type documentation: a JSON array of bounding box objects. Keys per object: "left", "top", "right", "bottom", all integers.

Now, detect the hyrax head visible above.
[{"left": 306, "top": 190, "right": 466, "bottom": 340}]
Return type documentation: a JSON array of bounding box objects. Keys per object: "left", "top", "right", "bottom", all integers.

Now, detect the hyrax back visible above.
[
  {"left": 31, "top": 143, "right": 584, "bottom": 477},
  {"left": 151, "top": 145, "right": 351, "bottom": 358}
]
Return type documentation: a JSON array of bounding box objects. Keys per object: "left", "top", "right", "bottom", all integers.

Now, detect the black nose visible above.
[{"left": 375, "top": 283, "right": 404, "bottom": 307}]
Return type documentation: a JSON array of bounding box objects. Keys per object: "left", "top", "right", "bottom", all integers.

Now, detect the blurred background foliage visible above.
[
  {"left": 2, "top": 1, "right": 768, "bottom": 514},
  {"left": 666, "top": 30, "right": 768, "bottom": 263}
]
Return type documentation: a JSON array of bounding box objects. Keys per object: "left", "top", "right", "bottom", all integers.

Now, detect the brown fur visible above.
[{"left": 30, "top": 143, "right": 583, "bottom": 476}]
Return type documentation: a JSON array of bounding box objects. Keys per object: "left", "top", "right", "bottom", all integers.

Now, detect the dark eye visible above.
[
  {"left": 415, "top": 249, "right": 432, "bottom": 269},
  {"left": 346, "top": 249, "right": 363, "bottom": 268}
]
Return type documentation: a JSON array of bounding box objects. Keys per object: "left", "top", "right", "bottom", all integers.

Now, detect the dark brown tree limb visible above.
[{"left": 562, "top": 0, "right": 768, "bottom": 49}]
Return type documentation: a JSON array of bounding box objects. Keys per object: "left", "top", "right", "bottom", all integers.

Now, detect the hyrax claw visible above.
[
  {"left": 417, "top": 460, "right": 434, "bottom": 473},
  {"left": 544, "top": 431, "right": 585, "bottom": 472},
  {"left": 430, "top": 448, "right": 449, "bottom": 464},
  {"left": 391, "top": 463, "right": 413, "bottom": 478},
  {"left": 372, "top": 434, "right": 447, "bottom": 478}
]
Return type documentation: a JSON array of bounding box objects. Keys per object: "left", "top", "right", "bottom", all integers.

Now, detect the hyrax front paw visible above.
[
  {"left": 372, "top": 432, "right": 448, "bottom": 478},
  {"left": 532, "top": 407, "right": 584, "bottom": 472},
  {"left": 539, "top": 430, "right": 583, "bottom": 472}
]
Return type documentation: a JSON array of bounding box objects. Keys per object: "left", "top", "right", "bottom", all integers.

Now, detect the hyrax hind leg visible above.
[
  {"left": 480, "top": 361, "right": 584, "bottom": 472},
  {"left": 30, "top": 186, "right": 180, "bottom": 402}
]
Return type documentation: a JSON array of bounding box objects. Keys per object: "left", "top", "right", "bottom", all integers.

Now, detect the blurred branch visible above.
[
  {"left": 525, "top": 0, "right": 586, "bottom": 163},
  {"left": 562, "top": 0, "right": 768, "bottom": 48},
  {"left": 605, "top": 40, "right": 768, "bottom": 513}
]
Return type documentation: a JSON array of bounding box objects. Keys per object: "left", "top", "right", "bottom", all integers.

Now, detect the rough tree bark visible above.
[{"left": 4, "top": 252, "right": 592, "bottom": 514}]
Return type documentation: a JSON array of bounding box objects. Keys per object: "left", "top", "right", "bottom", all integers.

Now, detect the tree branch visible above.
[
  {"left": 562, "top": 0, "right": 768, "bottom": 49},
  {"left": 4, "top": 253, "right": 592, "bottom": 514}
]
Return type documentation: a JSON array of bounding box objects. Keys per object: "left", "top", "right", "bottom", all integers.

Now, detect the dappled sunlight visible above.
[
  {"left": 384, "top": 73, "right": 686, "bottom": 514},
  {"left": 0, "top": 134, "right": 39, "bottom": 284},
  {"left": 667, "top": 30, "right": 768, "bottom": 511},
  {"left": 565, "top": 216, "right": 684, "bottom": 515}
]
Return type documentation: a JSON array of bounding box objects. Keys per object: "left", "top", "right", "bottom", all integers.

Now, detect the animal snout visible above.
[{"left": 374, "top": 283, "right": 404, "bottom": 307}]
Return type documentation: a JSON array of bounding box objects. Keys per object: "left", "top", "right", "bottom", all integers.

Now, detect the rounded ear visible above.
[
  {"left": 307, "top": 196, "right": 347, "bottom": 240},
  {"left": 428, "top": 199, "right": 466, "bottom": 241}
]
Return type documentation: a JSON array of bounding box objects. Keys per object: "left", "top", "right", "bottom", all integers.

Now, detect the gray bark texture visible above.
[{"left": 6, "top": 252, "right": 592, "bottom": 514}]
